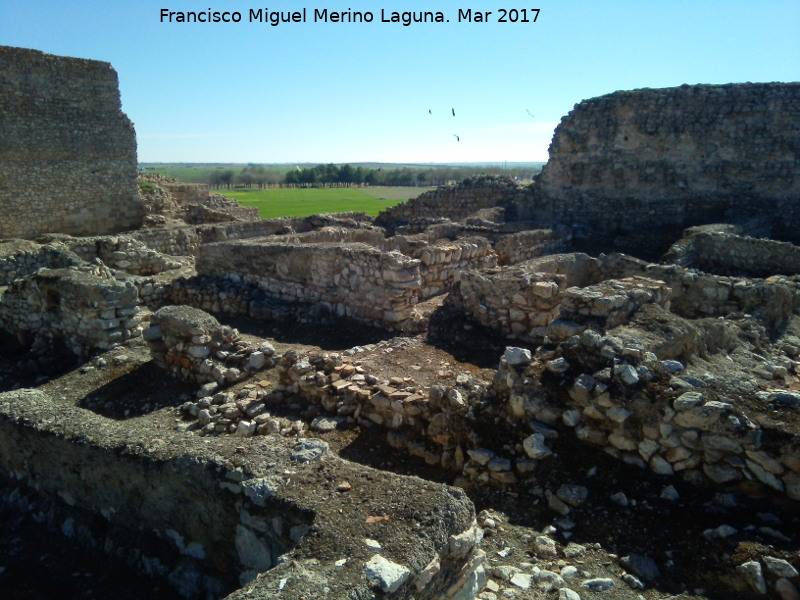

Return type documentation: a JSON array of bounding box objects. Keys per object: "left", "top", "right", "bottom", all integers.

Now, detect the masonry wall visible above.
[
  {"left": 528, "top": 83, "right": 800, "bottom": 245},
  {"left": 375, "top": 176, "right": 524, "bottom": 234},
  {"left": 196, "top": 240, "right": 423, "bottom": 330},
  {"left": 0, "top": 267, "right": 142, "bottom": 357},
  {"left": 0, "top": 46, "right": 143, "bottom": 238},
  {"left": 663, "top": 232, "right": 800, "bottom": 277}
]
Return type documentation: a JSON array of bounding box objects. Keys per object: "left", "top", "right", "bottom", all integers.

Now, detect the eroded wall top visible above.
[
  {"left": 0, "top": 46, "right": 143, "bottom": 238},
  {"left": 538, "top": 82, "right": 800, "bottom": 199},
  {"left": 528, "top": 83, "right": 800, "bottom": 249}
]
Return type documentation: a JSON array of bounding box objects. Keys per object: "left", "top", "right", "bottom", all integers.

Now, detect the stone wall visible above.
[
  {"left": 145, "top": 305, "right": 276, "bottom": 387},
  {"left": 488, "top": 338, "right": 800, "bottom": 502},
  {"left": 0, "top": 267, "right": 142, "bottom": 356},
  {"left": 0, "top": 388, "right": 482, "bottom": 600},
  {"left": 447, "top": 266, "right": 568, "bottom": 341},
  {"left": 375, "top": 176, "right": 524, "bottom": 234},
  {"left": 196, "top": 240, "right": 423, "bottom": 330},
  {"left": 383, "top": 235, "right": 497, "bottom": 298},
  {"left": 448, "top": 252, "right": 800, "bottom": 346},
  {"left": 663, "top": 231, "right": 800, "bottom": 277},
  {"left": 0, "top": 240, "right": 83, "bottom": 285},
  {"left": 527, "top": 83, "right": 800, "bottom": 248},
  {"left": 0, "top": 46, "right": 143, "bottom": 238},
  {"left": 494, "top": 228, "right": 573, "bottom": 265},
  {"left": 176, "top": 335, "right": 800, "bottom": 504}
]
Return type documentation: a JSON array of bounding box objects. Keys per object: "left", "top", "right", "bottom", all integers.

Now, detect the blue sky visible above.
[{"left": 2, "top": 1, "right": 798, "bottom": 164}]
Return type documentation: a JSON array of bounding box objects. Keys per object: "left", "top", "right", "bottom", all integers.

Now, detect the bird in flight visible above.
[
  {"left": 452, "top": 108, "right": 456, "bottom": 117},
  {"left": 428, "top": 109, "right": 432, "bottom": 115},
  {"left": 526, "top": 109, "right": 534, "bottom": 117},
  {"left": 453, "top": 134, "right": 460, "bottom": 142}
]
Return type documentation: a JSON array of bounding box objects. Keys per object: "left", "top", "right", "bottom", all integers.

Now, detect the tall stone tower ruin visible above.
[{"left": 0, "top": 46, "right": 143, "bottom": 238}]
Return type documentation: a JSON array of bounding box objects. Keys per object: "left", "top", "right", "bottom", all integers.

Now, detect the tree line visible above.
[{"left": 209, "top": 163, "right": 541, "bottom": 189}]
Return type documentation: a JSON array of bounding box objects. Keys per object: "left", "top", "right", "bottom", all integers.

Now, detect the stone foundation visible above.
[{"left": 0, "top": 388, "right": 482, "bottom": 600}]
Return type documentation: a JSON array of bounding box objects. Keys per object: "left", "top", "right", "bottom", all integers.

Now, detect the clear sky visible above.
[{"left": 2, "top": 1, "right": 798, "bottom": 164}]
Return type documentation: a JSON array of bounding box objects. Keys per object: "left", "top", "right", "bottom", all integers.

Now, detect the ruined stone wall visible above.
[
  {"left": 663, "top": 232, "right": 800, "bottom": 277},
  {"left": 145, "top": 305, "right": 277, "bottom": 387},
  {"left": 196, "top": 240, "right": 423, "bottom": 330},
  {"left": 489, "top": 339, "right": 800, "bottom": 502},
  {"left": 177, "top": 341, "right": 799, "bottom": 504},
  {"left": 0, "top": 267, "right": 142, "bottom": 356},
  {"left": 449, "top": 252, "right": 800, "bottom": 345},
  {"left": 65, "top": 235, "right": 185, "bottom": 276},
  {"left": 374, "top": 176, "right": 524, "bottom": 234},
  {"left": 494, "top": 228, "right": 573, "bottom": 265},
  {"left": 529, "top": 83, "right": 800, "bottom": 245},
  {"left": 383, "top": 236, "right": 497, "bottom": 298},
  {"left": 0, "top": 46, "right": 142, "bottom": 238},
  {"left": 0, "top": 241, "right": 83, "bottom": 285},
  {"left": 448, "top": 266, "right": 568, "bottom": 340}
]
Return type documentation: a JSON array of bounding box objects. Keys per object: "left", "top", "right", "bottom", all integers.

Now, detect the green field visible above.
[{"left": 215, "top": 186, "right": 433, "bottom": 219}]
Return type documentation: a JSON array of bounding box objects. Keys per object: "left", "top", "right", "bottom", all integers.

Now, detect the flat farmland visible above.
[{"left": 215, "top": 186, "right": 433, "bottom": 219}]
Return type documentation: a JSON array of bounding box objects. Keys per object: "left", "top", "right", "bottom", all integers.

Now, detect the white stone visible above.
[
  {"left": 510, "top": 572, "right": 532, "bottom": 589},
  {"left": 504, "top": 346, "right": 532, "bottom": 367},
  {"left": 535, "top": 569, "right": 566, "bottom": 592},
  {"left": 746, "top": 459, "right": 785, "bottom": 491},
  {"left": 562, "top": 409, "right": 582, "bottom": 427},
  {"left": 234, "top": 421, "right": 256, "bottom": 437},
  {"left": 607, "top": 407, "right": 631, "bottom": 423},
  {"left": 449, "top": 525, "right": 482, "bottom": 559},
  {"left": 557, "top": 484, "right": 589, "bottom": 507},
  {"left": 581, "top": 578, "right": 614, "bottom": 592},
  {"left": 615, "top": 363, "right": 639, "bottom": 385},
  {"left": 673, "top": 391, "right": 704, "bottom": 410},
  {"left": 364, "top": 554, "right": 411, "bottom": 593},
  {"left": 535, "top": 535, "right": 558, "bottom": 557},
  {"left": 414, "top": 557, "right": 440, "bottom": 591},
  {"left": 523, "top": 433, "right": 552, "bottom": 460},
  {"left": 559, "top": 590, "right": 582, "bottom": 600},
  {"left": 736, "top": 560, "right": 767, "bottom": 595},
  {"left": 235, "top": 525, "right": 271, "bottom": 571},
  {"left": 763, "top": 556, "right": 799, "bottom": 578},
  {"left": 247, "top": 351, "right": 266, "bottom": 370}
]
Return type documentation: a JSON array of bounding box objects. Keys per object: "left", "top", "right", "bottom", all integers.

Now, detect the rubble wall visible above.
[
  {"left": 663, "top": 232, "right": 800, "bottom": 277},
  {"left": 374, "top": 176, "right": 524, "bottom": 234},
  {"left": 530, "top": 83, "right": 800, "bottom": 243},
  {"left": 490, "top": 339, "right": 800, "bottom": 502},
  {"left": 494, "top": 228, "right": 572, "bottom": 265},
  {"left": 193, "top": 344, "right": 800, "bottom": 503},
  {"left": 0, "top": 387, "right": 484, "bottom": 600},
  {"left": 196, "top": 240, "right": 422, "bottom": 330},
  {"left": 0, "top": 46, "right": 142, "bottom": 238},
  {"left": 0, "top": 268, "right": 142, "bottom": 356}
]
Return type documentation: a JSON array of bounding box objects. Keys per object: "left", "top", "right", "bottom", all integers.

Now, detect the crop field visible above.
[{"left": 215, "top": 186, "right": 433, "bottom": 219}]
